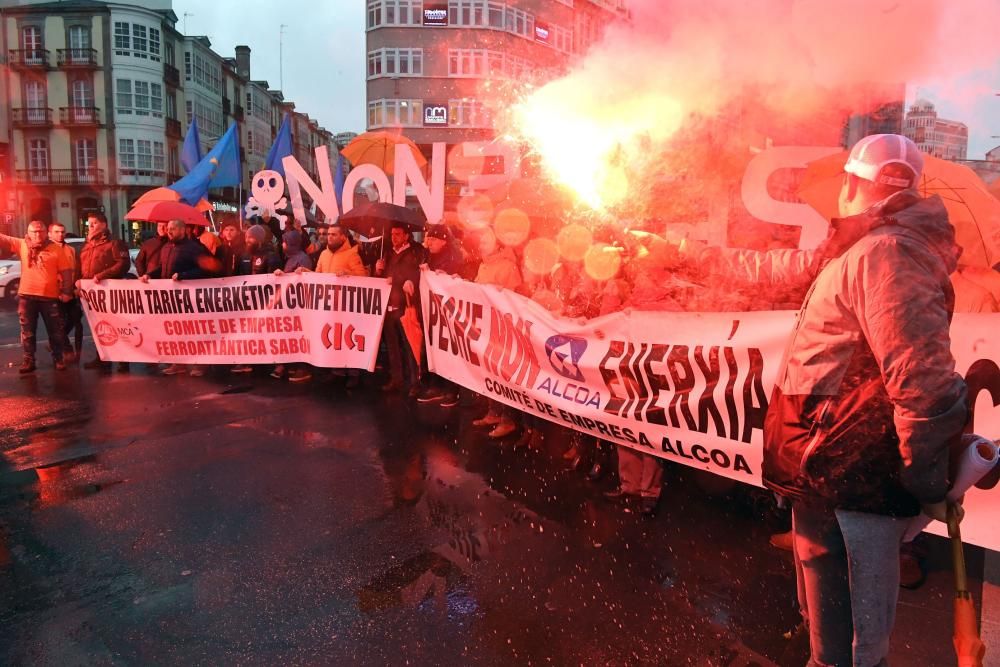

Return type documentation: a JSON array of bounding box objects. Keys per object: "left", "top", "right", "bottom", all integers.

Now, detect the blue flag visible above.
[
  {"left": 265, "top": 114, "right": 293, "bottom": 177},
  {"left": 334, "top": 152, "right": 346, "bottom": 209},
  {"left": 180, "top": 118, "right": 203, "bottom": 173},
  {"left": 168, "top": 123, "right": 242, "bottom": 205}
]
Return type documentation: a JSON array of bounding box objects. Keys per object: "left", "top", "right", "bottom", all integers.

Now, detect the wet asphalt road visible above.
[{"left": 0, "top": 302, "right": 976, "bottom": 666}]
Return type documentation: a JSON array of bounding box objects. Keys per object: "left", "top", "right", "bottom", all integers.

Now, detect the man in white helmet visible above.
[{"left": 681, "top": 134, "right": 967, "bottom": 666}]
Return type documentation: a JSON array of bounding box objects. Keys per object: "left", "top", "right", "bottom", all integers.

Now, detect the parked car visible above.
[{"left": 0, "top": 259, "right": 19, "bottom": 300}]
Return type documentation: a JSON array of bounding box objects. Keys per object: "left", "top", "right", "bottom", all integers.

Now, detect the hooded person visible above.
[
  {"left": 279, "top": 228, "right": 313, "bottom": 273},
  {"left": 236, "top": 224, "right": 282, "bottom": 276},
  {"left": 217, "top": 218, "right": 245, "bottom": 277},
  {"left": 677, "top": 134, "right": 968, "bottom": 667},
  {"left": 414, "top": 224, "right": 464, "bottom": 406}
]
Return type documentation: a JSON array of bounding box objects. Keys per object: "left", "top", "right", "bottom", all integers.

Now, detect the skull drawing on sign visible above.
[{"left": 245, "top": 169, "right": 289, "bottom": 229}]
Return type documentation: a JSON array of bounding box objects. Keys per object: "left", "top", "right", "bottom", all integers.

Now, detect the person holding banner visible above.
[
  {"left": 375, "top": 221, "right": 426, "bottom": 396},
  {"left": 77, "top": 213, "right": 131, "bottom": 372},
  {"left": 0, "top": 220, "right": 75, "bottom": 373},
  {"left": 229, "top": 224, "right": 283, "bottom": 375},
  {"left": 134, "top": 222, "right": 169, "bottom": 279},
  {"left": 48, "top": 222, "right": 82, "bottom": 364},
  {"left": 416, "top": 225, "right": 464, "bottom": 407},
  {"left": 681, "top": 134, "right": 968, "bottom": 667}
]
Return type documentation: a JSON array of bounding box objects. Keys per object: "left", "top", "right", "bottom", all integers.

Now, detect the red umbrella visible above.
[{"left": 126, "top": 200, "right": 209, "bottom": 226}]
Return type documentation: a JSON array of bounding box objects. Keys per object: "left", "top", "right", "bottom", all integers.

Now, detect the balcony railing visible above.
[
  {"left": 57, "top": 48, "right": 99, "bottom": 68},
  {"left": 166, "top": 118, "right": 182, "bottom": 139},
  {"left": 164, "top": 63, "right": 180, "bottom": 88},
  {"left": 60, "top": 106, "right": 101, "bottom": 126},
  {"left": 8, "top": 49, "right": 50, "bottom": 68},
  {"left": 11, "top": 108, "right": 53, "bottom": 126},
  {"left": 15, "top": 169, "right": 106, "bottom": 186}
]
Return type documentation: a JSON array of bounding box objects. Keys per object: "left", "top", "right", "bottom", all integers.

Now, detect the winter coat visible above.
[
  {"left": 316, "top": 243, "right": 367, "bottom": 277},
  {"left": 427, "top": 242, "right": 463, "bottom": 276},
  {"left": 384, "top": 242, "right": 426, "bottom": 310},
  {"left": 218, "top": 239, "right": 245, "bottom": 277},
  {"left": 160, "top": 238, "right": 212, "bottom": 280},
  {"left": 282, "top": 230, "right": 313, "bottom": 273},
  {"left": 135, "top": 235, "right": 167, "bottom": 278},
  {"left": 475, "top": 247, "right": 521, "bottom": 291},
  {"left": 79, "top": 231, "right": 130, "bottom": 281},
  {"left": 699, "top": 191, "right": 968, "bottom": 517},
  {"left": 237, "top": 247, "right": 282, "bottom": 276}
]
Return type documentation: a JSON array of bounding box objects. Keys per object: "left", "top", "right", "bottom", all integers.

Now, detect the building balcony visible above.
[
  {"left": 15, "top": 168, "right": 105, "bottom": 186},
  {"left": 8, "top": 49, "right": 50, "bottom": 69},
  {"left": 57, "top": 48, "right": 99, "bottom": 68},
  {"left": 11, "top": 108, "right": 53, "bottom": 127},
  {"left": 60, "top": 106, "right": 101, "bottom": 126},
  {"left": 118, "top": 169, "right": 167, "bottom": 187},
  {"left": 166, "top": 118, "right": 182, "bottom": 139},
  {"left": 164, "top": 63, "right": 180, "bottom": 88}
]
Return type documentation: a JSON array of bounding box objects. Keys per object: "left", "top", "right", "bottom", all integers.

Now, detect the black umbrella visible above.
[{"left": 339, "top": 201, "right": 426, "bottom": 239}]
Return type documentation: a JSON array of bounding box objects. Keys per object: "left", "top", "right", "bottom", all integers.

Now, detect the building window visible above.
[
  {"left": 137, "top": 140, "right": 153, "bottom": 170},
  {"left": 114, "top": 22, "right": 130, "bottom": 54},
  {"left": 368, "top": 48, "right": 423, "bottom": 79},
  {"left": 166, "top": 42, "right": 175, "bottom": 67},
  {"left": 450, "top": 0, "right": 487, "bottom": 26},
  {"left": 68, "top": 25, "right": 91, "bottom": 52},
  {"left": 369, "top": 0, "right": 423, "bottom": 27},
  {"left": 449, "top": 98, "right": 490, "bottom": 127},
  {"left": 184, "top": 52, "right": 192, "bottom": 80},
  {"left": 116, "top": 79, "right": 132, "bottom": 114},
  {"left": 153, "top": 141, "right": 165, "bottom": 171},
  {"left": 119, "top": 138, "right": 135, "bottom": 169},
  {"left": 247, "top": 129, "right": 254, "bottom": 154},
  {"left": 505, "top": 7, "right": 533, "bottom": 38},
  {"left": 134, "top": 81, "right": 149, "bottom": 115},
  {"left": 24, "top": 80, "right": 46, "bottom": 118},
  {"left": 71, "top": 79, "right": 94, "bottom": 109},
  {"left": 186, "top": 100, "right": 193, "bottom": 125},
  {"left": 132, "top": 25, "right": 148, "bottom": 58},
  {"left": 367, "top": 99, "right": 423, "bottom": 129},
  {"left": 28, "top": 139, "right": 49, "bottom": 174},
  {"left": 151, "top": 83, "right": 163, "bottom": 117},
  {"left": 21, "top": 25, "right": 43, "bottom": 52},
  {"left": 74, "top": 139, "right": 96, "bottom": 175},
  {"left": 149, "top": 28, "right": 161, "bottom": 61}
]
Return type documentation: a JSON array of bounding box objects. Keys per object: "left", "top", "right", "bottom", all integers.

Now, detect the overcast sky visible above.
[
  {"left": 169, "top": 1, "right": 998, "bottom": 158},
  {"left": 172, "top": 0, "right": 366, "bottom": 134}
]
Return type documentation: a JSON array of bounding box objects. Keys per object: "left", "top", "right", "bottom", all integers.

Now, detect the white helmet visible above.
[{"left": 844, "top": 134, "right": 923, "bottom": 189}]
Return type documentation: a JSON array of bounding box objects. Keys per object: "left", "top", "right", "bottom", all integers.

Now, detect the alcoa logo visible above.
[{"left": 544, "top": 334, "right": 587, "bottom": 382}]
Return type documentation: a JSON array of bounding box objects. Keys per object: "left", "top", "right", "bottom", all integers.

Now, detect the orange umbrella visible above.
[
  {"left": 126, "top": 200, "right": 209, "bottom": 227},
  {"left": 798, "top": 151, "right": 1000, "bottom": 268},
  {"left": 341, "top": 131, "right": 426, "bottom": 176},
  {"left": 401, "top": 294, "right": 423, "bottom": 367},
  {"left": 949, "top": 506, "right": 987, "bottom": 667},
  {"left": 133, "top": 186, "right": 213, "bottom": 213}
]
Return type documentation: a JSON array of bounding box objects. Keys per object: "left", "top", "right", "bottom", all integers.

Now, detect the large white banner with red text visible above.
[
  {"left": 80, "top": 275, "right": 390, "bottom": 370},
  {"left": 421, "top": 271, "right": 1000, "bottom": 549}
]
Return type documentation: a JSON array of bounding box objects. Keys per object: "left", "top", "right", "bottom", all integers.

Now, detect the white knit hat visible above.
[{"left": 844, "top": 134, "right": 924, "bottom": 189}]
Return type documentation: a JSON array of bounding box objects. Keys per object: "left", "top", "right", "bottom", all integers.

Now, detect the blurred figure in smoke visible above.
[
  {"left": 472, "top": 228, "right": 522, "bottom": 438},
  {"left": 677, "top": 134, "right": 967, "bottom": 666}
]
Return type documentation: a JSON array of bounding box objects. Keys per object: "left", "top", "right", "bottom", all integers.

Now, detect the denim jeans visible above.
[
  {"left": 18, "top": 296, "right": 66, "bottom": 363},
  {"left": 792, "top": 504, "right": 910, "bottom": 667}
]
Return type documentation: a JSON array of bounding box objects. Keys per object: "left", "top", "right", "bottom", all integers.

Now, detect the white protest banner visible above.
[
  {"left": 80, "top": 274, "right": 390, "bottom": 371},
  {"left": 421, "top": 271, "right": 1000, "bottom": 549}
]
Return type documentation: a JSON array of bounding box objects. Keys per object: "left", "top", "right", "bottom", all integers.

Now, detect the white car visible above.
[{"left": 0, "top": 258, "right": 20, "bottom": 300}]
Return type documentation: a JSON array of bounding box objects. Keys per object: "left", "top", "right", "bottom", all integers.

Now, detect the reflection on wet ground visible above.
[{"left": 0, "top": 357, "right": 972, "bottom": 665}]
